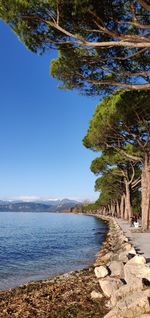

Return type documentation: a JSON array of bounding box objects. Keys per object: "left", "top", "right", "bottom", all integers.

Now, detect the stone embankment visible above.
[{"left": 91, "top": 215, "right": 150, "bottom": 318}]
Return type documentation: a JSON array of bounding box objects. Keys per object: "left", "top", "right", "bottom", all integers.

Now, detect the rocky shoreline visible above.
[
  {"left": 0, "top": 214, "right": 150, "bottom": 318},
  {"left": 0, "top": 266, "right": 109, "bottom": 318},
  {"left": 93, "top": 215, "right": 150, "bottom": 318}
]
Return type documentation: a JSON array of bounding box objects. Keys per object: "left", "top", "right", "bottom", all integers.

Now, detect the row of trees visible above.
[
  {"left": 1, "top": 1, "right": 150, "bottom": 230},
  {"left": 83, "top": 90, "right": 150, "bottom": 230}
]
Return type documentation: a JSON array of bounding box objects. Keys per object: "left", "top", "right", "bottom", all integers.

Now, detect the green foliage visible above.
[
  {"left": 82, "top": 200, "right": 100, "bottom": 213},
  {"left": 90, "top": 156, "right": 107, "bottom": 175},
  {"left": 90, "top": 150, "right": 128, "bottom": 175},
  {"left": 83, "top": 90, "right": 150, "bottom": 159},
  {"left": 1, "top": 1, "right": 150, "bottom": 95},
  {"left": 95, "top": 169, "right": 123, "bottom": 199}
]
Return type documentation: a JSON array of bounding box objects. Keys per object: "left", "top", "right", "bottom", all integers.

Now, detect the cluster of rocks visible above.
[{"left": 91, "top": 216, "right": 150, "bottom": 318}]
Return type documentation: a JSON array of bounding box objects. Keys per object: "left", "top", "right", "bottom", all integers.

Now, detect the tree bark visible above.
[
  {"left": 120, "top": 193, "right": 125, "bottom": 219},
  {"left": 103, "top": 207, "right": 107, "bottom": 216},
  {"left": 107, "top": 204, "right": 111, "bottom": 215},
  {"left": 124, "top": 180, "right": 133, "bottom": 221},
  {"left": 141, "top": 153, "right": 150, "bottom": 230},
  {"left": 111, "top": 202, "right": 116, "bottom": 217},
  {"left": 116, "top": 200, "right": 120, "bottom": 218},
  {"left": 124, "top": 195, "right": 129, "bottom": 220}
]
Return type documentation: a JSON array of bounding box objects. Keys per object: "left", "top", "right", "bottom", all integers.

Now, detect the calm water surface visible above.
[{"left": 0, "top": 212, "right": 107, "bottom": 290}]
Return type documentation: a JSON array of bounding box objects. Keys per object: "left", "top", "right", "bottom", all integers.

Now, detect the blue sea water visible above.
[{"left": 0, "top": 212, "right": 107, "bottom": 290}]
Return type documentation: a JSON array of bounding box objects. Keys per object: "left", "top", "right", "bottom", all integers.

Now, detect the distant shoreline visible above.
[{"left": 0, "top": 199, "right": 79, "bottom": 213}]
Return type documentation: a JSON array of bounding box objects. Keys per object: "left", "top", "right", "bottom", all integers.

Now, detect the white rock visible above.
[
  {"left": 128, "top": 247, "right": 137, "bottom": 255},
  {"left": 118, "top": 251, "right": 129, "bottom": 263},
  {"left": 111, "top": 278, "right": 145, "bottom": 306},
  {"left": 109, "top": 261, "right": 124, "bottom": 277},
  {"left": 104, "top": 289, "right": 150, "bottom": 318},
  {"left": 99, "top": 277, "right": 123, "bottom": 298},
  {"left": 91, "top": 290, "right": 103, "bottom": 299},
  {"left": 124, "top": 263, "right": 150, "bottom": 284},
  {"left": 127, "top": 255, "right": 146, "bottom": 265},
  {"left": 94, "top": 266, "right": 109, "bottom": 278}
]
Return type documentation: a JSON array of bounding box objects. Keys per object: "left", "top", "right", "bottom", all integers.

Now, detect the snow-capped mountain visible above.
[{"left": 0, "top": 199, "right": 80, "bottom": 212}]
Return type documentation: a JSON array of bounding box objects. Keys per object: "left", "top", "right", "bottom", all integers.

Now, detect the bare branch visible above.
[
  {"left": 130, "top": 2, "right": 137, "bottom": 22},
  {"left": 118, "top": 20, "right": 150, "bottom": 29},
  {"left": 56, "top": 0, "right": 60, "bottom": 25},
  {"left": 21, "top": 15, "right": 150, "bottom": 49},
  {"left": 118, "top": 149, "right": 142, "bottom": 162},
  {"left": 132, "top": 177, "right": 141, "bottom": 188},
  {"left": 138, "top": 0, "right": 150, "bottom": 11},
  {"left": 128, "top": 163, "right": 135, "bottom": 185},
  {"left": 100, "top": 67, "right": 150, "bottom": 77},
  {"left": 92, "top": 15, "right": 150, "bottom": 43},
  {"left": 86, "top": 78, "right": 150, "bottom": 90},
  {"left": 53, "top": 26, "right": 150, "bottom": 48},
  {"left": 85, "top": 48, "right": 148, "bottom": 63},
  {"left": 114, "top": 48, "right": 148, "bottom": 60}
]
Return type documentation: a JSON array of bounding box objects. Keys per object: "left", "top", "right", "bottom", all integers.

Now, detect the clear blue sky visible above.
[{"left": 0, "top": 21, "right": 100, "bottom": 202}]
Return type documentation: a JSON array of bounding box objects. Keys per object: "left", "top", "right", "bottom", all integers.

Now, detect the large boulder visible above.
[
  {"left": 124, "top": 262, "right": 150, "bottom": 284},
  {"left": 104, "top": 289, "right": 150, "bottom": 318},
  {"left": 112, "top": 247, "right": 136, "bottom": 263},
  {"left": 109, "top": 261, "right": 124, "bottom": 278},
  {"left": 117, "top": 250, "right": 129, "bottom": 263},
  {"left": 126, "top": 255, "right": 146, "bottom": 265},
  {"left": 94, "top": 266, "right": 109, "bottom": 278},
  {"left": 99, "top": 277, "right": 123, "bottom": 298},
  {"left": 128, "top": 247, "right": 137, "bottom": 256},
  {"left": 110, "top": 278, "right": 147, "bottom": 306}
]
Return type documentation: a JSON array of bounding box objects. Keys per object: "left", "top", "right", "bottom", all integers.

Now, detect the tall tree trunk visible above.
[
  {"left": 125, "top": 179, "right": 133, "bottom": 221},
  {"left": 108, "top": 204, "right": 111, "bottom": 215},
  {"left": 103, "top": 207, "right": 106, "bottom": 216},
  {"left": 110, "top": 202, "right": 113, "bottom": 216},
  {"left": 124, "top": 194, "right": 129, "bottom": 220},
  {"left": 111, "top": 202, "right": 116, "bottom": 217},
  {"left": 141, "top": 153, "right": 150, "bottom": 230},
  {"left": 120, "top": 193, "right": 125, "bottom": 219},
  {"left": 116, "top": 200, "right": 120, "bottom": 218}
]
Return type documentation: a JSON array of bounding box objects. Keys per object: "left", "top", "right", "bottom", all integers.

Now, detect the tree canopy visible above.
[
  {"left": 95, "top": 170, "right": 123, "bottom": 207},
  {"left": 83, "top": 90, "right": 150, "bottom": 161},
  {"left": 83, "top": 90, "right": 150, "bottom": 229},
  {"left": 0, "top": 0, "right": 150, "bottom": 94}
]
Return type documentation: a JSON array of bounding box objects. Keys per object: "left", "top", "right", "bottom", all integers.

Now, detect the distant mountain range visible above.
[{"left": 0, "top": 199, "right": 79, "bottom": 212}]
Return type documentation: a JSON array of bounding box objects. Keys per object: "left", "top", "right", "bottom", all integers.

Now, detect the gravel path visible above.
[{"left": 116, "top": 218, "right": 150, "bottom": 263}]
